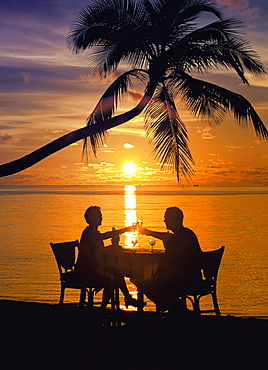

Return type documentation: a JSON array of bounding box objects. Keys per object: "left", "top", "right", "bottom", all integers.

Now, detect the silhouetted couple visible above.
[
  {"left": 75, "top": 205, "right": 202, "bottom": 313},
  {"left": 74, "top": 206, "right": 140, "bottom": 308}
]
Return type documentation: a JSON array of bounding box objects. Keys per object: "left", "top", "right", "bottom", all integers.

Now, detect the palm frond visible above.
[
  {"left": 166, "top": 19, "right": 266, "bottom": 84},
  {"left": 149, "top": 0, "right": 222, "bottom": 25},
  {"left": 88, "top": 40, "right": 149, "bottom": 77},
  {"left": 171, "top": 0, "right": 223, "bottom": 25},
  {"left": 190, "top": 20, "right": 266, "bottom": 78},
  {"left": 66, "top": 1, "right": 112, "bottom": 52},
  {"left": 178, "top": 73, "right": 268, "bottom": 140},
  {"left": 83, "top": 69, "right": 148, "bottom": 157},
  {"left": 67, "top": 0, "right": 152, "bottom": 76},
  {"left": 144, "top": 83, "right": 195, "bottom": 181}
]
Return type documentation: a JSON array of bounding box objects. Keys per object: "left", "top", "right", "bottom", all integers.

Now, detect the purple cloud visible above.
[
  {"left": 0, "top": 133, "right": 20, "bottom": 144},
  {"left": 20, "top": 72, "right": 31, "bottom": 85},
  {"left": 216, "top": 0, "right": 260, "bottom": 19}
]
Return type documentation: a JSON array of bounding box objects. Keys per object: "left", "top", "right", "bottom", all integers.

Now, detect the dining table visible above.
[{"left": 123, "top": 250, "right": 165, "bottom": 312}]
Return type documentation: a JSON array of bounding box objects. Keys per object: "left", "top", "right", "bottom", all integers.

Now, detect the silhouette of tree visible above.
[{"left": 1, "top": 0, "right": 267, "bottom": 180}]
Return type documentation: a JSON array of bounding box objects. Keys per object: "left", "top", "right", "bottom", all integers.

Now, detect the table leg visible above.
[{"left": 137, "top": 291, "right": 144, "bottom": 312}]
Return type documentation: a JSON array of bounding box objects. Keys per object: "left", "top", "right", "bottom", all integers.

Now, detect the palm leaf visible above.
[
  {"left": 166, "top": 19, "right": 266, "bottom": 84},
  {"left": 144, "top": 83, "right": 194, "bottom": 182},
  {"left": 148, "top": 0, "right": 222, "bottom": 25},
  {"left": 177, "top": 73, "right": 268, "bottom": 139},
  {"left": 83, "top": 69, "right": 148, "bottom": 157},
  {"left": 67, "top": 0, "right": 151, "bottom": 76}
]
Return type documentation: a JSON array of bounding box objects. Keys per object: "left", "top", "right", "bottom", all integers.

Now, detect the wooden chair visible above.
[
  {"left": 50, "top": 240, "right": 120, "bottom": 309},
  {"left": 183, "top": 246, "right": 225, "bottom": 316},
  {"left": 50, "top": 240, "right": 97, "bottom": 307}
]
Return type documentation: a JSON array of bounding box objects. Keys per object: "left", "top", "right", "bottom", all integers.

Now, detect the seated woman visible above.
[
  {"left": 136, "top": 207, "right": 202, "bottom": 312},
  {"left": 75, "top": 206, "right": 140, "bottom": 308}
]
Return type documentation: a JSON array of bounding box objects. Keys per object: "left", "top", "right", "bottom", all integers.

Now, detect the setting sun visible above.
[{"left": 123, "top": 162, "right": 137, "bottom": 176}]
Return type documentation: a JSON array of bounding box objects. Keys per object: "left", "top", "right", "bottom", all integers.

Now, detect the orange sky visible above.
[{"left": 0, "top": 0, "right": 267, "bottom": 186}]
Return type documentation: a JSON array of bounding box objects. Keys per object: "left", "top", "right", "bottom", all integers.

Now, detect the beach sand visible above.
[{"left": 1, "top": 300, "right": 267, "bottom": 369}]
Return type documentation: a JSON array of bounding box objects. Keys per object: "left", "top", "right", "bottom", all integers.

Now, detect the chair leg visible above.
[
  {"left": 87, "top": 288, "right": 94, "bottom": 307},
  {"left": 194, "top": 296, "right": 201, "bottom": 315},
  {"left": 212, "top": 292, "right": 221, "bottom": 316},
  {"left": 115, "top": 288, "right": 120, "bottom": 309},
  {"left": 110, "top": 287, "right": 120, "bottom": 310},
  {"left": 79, "top": 287, "right": 87, "bottom": 307},
  {"left": 110, "top": 291, "right": 115, "bottom": 310},
  {"left": 59, "top": 285, "right": 65, "bottom": 304},
  {"left": 101, "top": 287, "right": 113, "bottom": 309},
  {"left": 137, "top": 292, "right": 145, "bottom": 313}
]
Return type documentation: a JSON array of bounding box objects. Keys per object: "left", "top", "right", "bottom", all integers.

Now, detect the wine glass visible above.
[
  {"left": 149, "top": 239, "right": 156, "bottom": 253},
  {"left": 131, "top": 239, "right": 138, "bottom": 252}
]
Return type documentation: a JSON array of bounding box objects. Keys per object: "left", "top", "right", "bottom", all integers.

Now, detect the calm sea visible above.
[{"left": 0, "top": 185, "right": 267, "bottom": 317}]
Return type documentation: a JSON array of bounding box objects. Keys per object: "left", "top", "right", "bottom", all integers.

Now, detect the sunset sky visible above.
[{"left": 0, "top": 0, "right": 267, "bottom": 186}]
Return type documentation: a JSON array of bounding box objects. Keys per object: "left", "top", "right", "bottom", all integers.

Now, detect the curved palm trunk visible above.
[{"left": 0, "top": 84, "right": 155, "bottom": 178}]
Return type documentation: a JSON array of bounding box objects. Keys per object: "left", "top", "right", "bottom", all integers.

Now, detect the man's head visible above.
[
  {"left": 164, "top": 207, "right": 184, "bottom": 231},
  {"left": 84, "top": 206, "right": 102, "bottom": 226}
]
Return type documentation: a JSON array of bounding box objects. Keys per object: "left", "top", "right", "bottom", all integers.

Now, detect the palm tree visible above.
[{"left": 0, "top": 0, "right": 267, "bottom": 180}]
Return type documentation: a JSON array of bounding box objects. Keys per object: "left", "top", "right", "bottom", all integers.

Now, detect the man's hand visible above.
[{"left": 139, "top": 227, "right": 150, "bottom": 235}]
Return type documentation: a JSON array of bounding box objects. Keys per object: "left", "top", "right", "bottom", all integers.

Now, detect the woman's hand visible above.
[{"left": 122, "top": 226, "right": 132, "bottom": 233}]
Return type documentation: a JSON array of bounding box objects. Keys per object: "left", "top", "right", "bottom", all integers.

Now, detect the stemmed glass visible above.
[
  {"left": 131, "top": 238, "right": 138, "bottom": 252},
  {"left": 149, "top": 239, "right": 156, "bottom": 253},
  {"left": 132, "top": 219, "right": 143, "bottom": 232},
  {"left": 137, "top": 219, "right": 143, "bottom": 229},
  {"left": 129, "top": 220, "right": 143, "bottom": 251}
]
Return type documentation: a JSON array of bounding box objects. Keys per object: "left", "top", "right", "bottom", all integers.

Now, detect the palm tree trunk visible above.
[{"left": 0, "top": 83, "right": 156, "bottom": 177}]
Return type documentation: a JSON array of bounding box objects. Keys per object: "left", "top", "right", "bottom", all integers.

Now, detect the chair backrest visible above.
[
  {"left": 202, "top": 246, "right": 225, "bottom": 281},
  {"left": 50, "top": 240, "right": 79, "bottom": 275}
]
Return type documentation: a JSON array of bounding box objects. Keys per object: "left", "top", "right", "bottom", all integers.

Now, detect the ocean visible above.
[{"left": 0, "top": 185, "right": 267, "bottom": 317}]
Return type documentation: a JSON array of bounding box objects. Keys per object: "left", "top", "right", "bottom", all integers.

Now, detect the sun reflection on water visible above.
[{"left": 124, "top": 185, "right": 138, "bottom": 249}]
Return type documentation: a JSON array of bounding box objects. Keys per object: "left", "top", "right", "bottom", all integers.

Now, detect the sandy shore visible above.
[{"left": 1, "top": 300, "right": 267, "bottom": 369}]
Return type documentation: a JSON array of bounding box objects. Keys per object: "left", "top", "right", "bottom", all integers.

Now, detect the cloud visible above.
[
  {"left": 77, "top": 162, "right": 115, "bottom": 171},
  {"left": 216, "top": 0, "right": 260, "bottom": 19},
  {"left": 123, "top": 143, "right": 135, "bottom": 149},
  {"left": 78, "top": 69, "right": 123, "bottom": 84},
  {"left": 20, "top": 72, "right": 31, "bottom": 85},
  {"left": 241, "top": 167, "right": 268, "bottom": 176},
  {"left": 254, "top": 139, "right": 267, "bottom": 145},
  {"left": 128, "top": 91, "right": 143, "bottom": 101},
  {"left": 208, "top": 157, "right": 234, "bottom": 166},
  {"left": 43, "top": 128, "right": 68, "bottom": 135},
  {"left": 197, "top": 126, "right": 215, "bottom": 139},
  {"left": 225, "top": 145, "right": 255, "bottom": 152},
  {"left": 113, "top": 126, "right": 145, "bottom": 136},
  {"left": 78, "top": 73, "right": 95, "bottom": 83},
  {"left": 0, "top": 132, "right": 20, "bottom": 144}
]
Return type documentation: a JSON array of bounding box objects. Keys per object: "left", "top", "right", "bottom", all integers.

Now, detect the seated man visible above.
[
  {"left": 75, "top": 206, "right": 140, "bottom": 308},
  {"left": 137, "top": 207, "right": 202, "bottom": 312}
]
